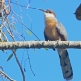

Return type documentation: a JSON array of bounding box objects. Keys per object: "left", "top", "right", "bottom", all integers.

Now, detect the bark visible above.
[{"left": 0, "top": 41, "right": 81, "bottom": 50}]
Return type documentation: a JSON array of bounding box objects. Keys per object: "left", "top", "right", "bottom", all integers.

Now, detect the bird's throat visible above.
[{"left": 45, "top": 18, "right": 56, "bottom": 27}]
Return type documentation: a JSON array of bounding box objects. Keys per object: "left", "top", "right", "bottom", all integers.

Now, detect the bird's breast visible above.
[
  {"left": 44, "top": 25, "right": 60, "bottom": 40},
  {"left": 44, "top": 18, "right": 61, "bottom": 40}
]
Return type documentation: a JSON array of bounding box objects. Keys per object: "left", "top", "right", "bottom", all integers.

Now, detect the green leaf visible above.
[
  {"left": 7, "top": 54, "right": 13, "bottom": 61},
  {"left": 26, "top": 30, "right": 32, "bottom": 36},
  {"left": 44, "top": 48, "right": 48, "bottom": 50},
  {"left": 12, "top": 25, "right": 16, "bottom": 29}
]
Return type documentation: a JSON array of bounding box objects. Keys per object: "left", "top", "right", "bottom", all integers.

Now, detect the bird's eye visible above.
[
  {"left": 46, "top": 10, "right": 51, "bottom": 13},
  {"left": 46, "top": 10, "right": 52, "bottom": 14},
  {"left": 49, "top": 11, "right": 52, "bottom": 13}
]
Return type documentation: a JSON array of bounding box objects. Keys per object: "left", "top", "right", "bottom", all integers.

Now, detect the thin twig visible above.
[
  {"left": 4, "top": 24, "right": 15, "bottom": 41},
  {"left": 12, "top": 49, "right": 25, "bottom": 81},
  {"left": 5, "top": 1, "right": 37, "bottom": 9},
  {"left": 26, "top": 50, "right": 35, "bottom": 76},
  {"left": 0, "top": 70, "right": 15, "bottom": 81},
  {"left": 15, "top": 0, "right": 25, "bottom": 38},
  {"left": 14, "top": 15, "right": 40, "bottom": 41}
]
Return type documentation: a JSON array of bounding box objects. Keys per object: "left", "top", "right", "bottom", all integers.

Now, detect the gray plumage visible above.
[
  {"left": 56, "top": 22, "right": 73, "bottom": 80},
  {"left": 56, "top": 22, "right": 68, "bottom": 41}
]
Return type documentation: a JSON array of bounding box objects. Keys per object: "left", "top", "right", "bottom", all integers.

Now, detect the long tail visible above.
[{"left": 57, "top": 49, "right": 73, "bottom": 80}]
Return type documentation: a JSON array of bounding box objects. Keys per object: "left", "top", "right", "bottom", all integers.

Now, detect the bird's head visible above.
[{"left": 39, "top": 9, "right": 56, "bottom": 20}]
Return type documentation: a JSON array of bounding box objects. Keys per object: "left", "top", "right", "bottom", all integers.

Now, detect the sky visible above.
[{"left": 0, "top": 0, "right": 81, "bottom": 81}]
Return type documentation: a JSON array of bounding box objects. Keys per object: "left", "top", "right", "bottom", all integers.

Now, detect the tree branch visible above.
[
  {"left": 0, "top": 70, "right": 15, "bottom": 81},
  {"left": 0, "top": 41, "right": 81, "bottom": 50}
]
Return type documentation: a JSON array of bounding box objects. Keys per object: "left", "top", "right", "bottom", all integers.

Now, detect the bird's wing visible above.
[
  {"left": 56, "top": 22, "right": 68, "bottom": 41},
  {"left": 44, "top": 31, "right": 49, "bottom": 41}
]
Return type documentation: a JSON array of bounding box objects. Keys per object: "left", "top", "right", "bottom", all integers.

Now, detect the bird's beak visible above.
[{"left": 39, "top": 8, "right": 46, "bottom": 12}]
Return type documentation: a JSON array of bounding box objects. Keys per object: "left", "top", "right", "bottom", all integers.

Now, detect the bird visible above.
[
  {"left": 39, "top": 9, "right": 73, "bottom": 80},
  {"left": 74, "top": 4, "right": 81, "bottom": 20}
]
